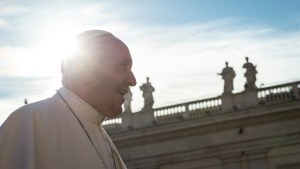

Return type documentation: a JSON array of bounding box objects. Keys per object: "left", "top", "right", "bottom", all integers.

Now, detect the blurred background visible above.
[{"left": 1, "top": 0, "right": 300, "bottom": 125}]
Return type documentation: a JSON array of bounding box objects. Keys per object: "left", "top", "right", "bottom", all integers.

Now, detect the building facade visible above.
[{"left": 104, "top": 80, "right": 300, "bottom": 169}]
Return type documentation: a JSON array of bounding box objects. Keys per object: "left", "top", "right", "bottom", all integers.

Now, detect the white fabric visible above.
[{"left": 0, "top": 87, "right": 127, "bottom": 169}]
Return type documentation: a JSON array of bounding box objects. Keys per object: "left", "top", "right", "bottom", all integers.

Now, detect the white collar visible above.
[{"left": 58, "top": 87, "right": 106, "bottom": 125}]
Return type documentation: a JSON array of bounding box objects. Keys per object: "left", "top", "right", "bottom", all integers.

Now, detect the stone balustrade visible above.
[
  {"left": 102, "top": 118, "right": 122, "bottom": 125},
  {"left": 258, "top": 81, "right": 300, "bottom": 105},
  {"left": 102, "top": 118, "right": 122, "bottom": 132},
  {"left": 154, "top": 97, "right": 222, "bottom": 123},
  {"left": 103, "top": 80, "right": 300, "bottom": 132}
]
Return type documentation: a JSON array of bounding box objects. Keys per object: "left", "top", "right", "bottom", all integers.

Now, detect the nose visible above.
[{"left": 127, "top": 70, "right": 137, "bottom": 86}]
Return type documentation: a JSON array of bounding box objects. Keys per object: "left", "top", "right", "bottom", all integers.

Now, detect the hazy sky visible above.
[{"left": 1, "top": 0, "right": 300, "bottom": 125}]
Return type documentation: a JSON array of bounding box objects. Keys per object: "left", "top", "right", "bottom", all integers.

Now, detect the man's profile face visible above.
[{"left": 86, "top": 36, "right": 136, "bottom": 117}]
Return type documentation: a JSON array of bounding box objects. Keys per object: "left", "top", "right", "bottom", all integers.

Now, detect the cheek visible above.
[
  {"left": 108, "top": 73, "right": 125, "bottom": 87},
  {"left": 93, "top": 72, "right": 114, "bottom": 87},
  {"left": 93, "top": 68, "right": 124, "bottom": 89}
]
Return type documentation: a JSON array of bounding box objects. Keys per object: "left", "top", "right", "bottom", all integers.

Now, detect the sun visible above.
[
  {"left": 21, "top": 18, "right": 83, "bottom": 78},
  {"left": 34, "top": 23, "right": 80, "bottom": 60}
]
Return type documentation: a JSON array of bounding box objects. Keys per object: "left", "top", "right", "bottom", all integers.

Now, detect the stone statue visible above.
[
  {"left": 123, "top": 88, "right": 132, "bottom": 113},
  {"left": 218, "top": 62, "right": 236, "bottom": 94},
  {"left": 243, "top": 57, "right": 257, "bottom": 90},
  {"left": 140, "top": 77, "right": 155, "bottom": 110}
]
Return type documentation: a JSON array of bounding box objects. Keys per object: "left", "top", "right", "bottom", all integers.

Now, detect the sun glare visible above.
[
  {"left": 23, "top": 18, "right": 82, "bottom": 77},
  {"left": 35, "top": 25, "right": 79, "bottom": 60}
]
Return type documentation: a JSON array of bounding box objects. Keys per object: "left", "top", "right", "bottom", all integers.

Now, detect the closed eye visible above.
[
  {"left": 117, "top": 60, "right": 132, "bottom": 72},
  {"left": 117, "top": 63, "right": 127, "bottom": 71}
]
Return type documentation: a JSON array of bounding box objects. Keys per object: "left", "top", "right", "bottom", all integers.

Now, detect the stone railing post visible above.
[
  {"left": 221, "top": 93, "right": 235, "bottom": 112},
  {"left": 182, "top": 104, "right": 190, "bottom": 119},
  {"left": 292, "top": 84, "right": 299, "bottom": 99},
  {"left": 121, "top": 111, "right": 132, "bottom": 129},
  {"left": 129, "top": 108, "right": 155, "bottom": 129}
]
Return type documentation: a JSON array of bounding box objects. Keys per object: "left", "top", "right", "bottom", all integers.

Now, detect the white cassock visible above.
[{"left": 0, "top": 87, "right": 127, "bottom": 169}]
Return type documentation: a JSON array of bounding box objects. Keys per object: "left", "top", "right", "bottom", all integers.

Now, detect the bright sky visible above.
[{"left": 1, "top": 0, "right": 300, "bottom": 125}]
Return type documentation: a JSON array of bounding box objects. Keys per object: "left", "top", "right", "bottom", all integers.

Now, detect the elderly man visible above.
[{"left": 0, "top": 30, "right": 136, "bottom": 169}]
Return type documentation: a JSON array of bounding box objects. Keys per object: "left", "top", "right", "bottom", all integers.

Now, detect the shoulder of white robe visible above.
[{"left": 76, "top": 30, "right": 114, "bottom": 44}]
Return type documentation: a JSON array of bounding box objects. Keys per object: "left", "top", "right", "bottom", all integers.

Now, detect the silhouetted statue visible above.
[
  {"left": 140, "top": 77, "right": 155, "bottom": 110},
  {"left": 243, "top": 57, "right": 257, "bottom": 90},
  {"left": 218, "top": 62, "right": 236, "bottom": 94},
  {"left": 124, "top": 88, "right": 132, "bottom": 113}
]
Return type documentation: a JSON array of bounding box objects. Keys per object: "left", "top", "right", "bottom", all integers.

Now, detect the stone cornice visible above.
[
  {"left": 111, "top": 100, "right": 300, "bottom": 148},
  {"left": 111, "top": 100, "right": 300, "bottom": 139},
  {"left": 124, "top": 134, "right": 300, "bottom": 169}
]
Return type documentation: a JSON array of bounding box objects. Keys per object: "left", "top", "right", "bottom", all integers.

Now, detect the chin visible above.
[{"left": 107, "top": 108, "right": 123, "bottom": 118}]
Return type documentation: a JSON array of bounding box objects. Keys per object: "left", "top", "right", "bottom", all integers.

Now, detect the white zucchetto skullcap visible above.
[{"left": 76, "top": 30, "right": 114, "bottom": 45}]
